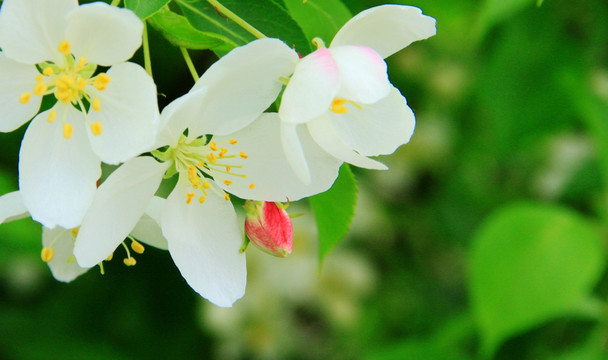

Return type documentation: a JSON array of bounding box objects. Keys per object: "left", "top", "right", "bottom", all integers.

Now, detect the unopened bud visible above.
[{"left": 243, "top": 200, "right": 293, "bottom": 257}]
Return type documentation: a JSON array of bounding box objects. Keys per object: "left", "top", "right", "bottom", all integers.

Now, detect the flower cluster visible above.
[{"left": 0, "top": 0, "right": 435, "bottom": 307}]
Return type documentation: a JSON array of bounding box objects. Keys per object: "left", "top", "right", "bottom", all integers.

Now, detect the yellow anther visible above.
[
  {"left": 249, "top": 183, "right": 256, "bottom": 189},
  {"left": 36, "top": 75, "right": 43, "bottom": 82},
  {"left": 198, "top": 161, "right": 205, "bottom": 167},
  {"left": 91, "top": 122, "right": 102, "bottom": 136},
  {"left": 229, "top": 139, "right": 238, "bottom": 145},
  {"left": 239, "top": 151, "right": 248, "bottom": 159},
  {"left": 19, "top": 92, "right": 31, "bottom": 104},
  {"left": 219, "top": 148, "right": 228, "bottom": 157},
  {"left": 56, "top": 74, "right": 75, "bottom": 89},
  {"left": 226, "top": 166, "right": 231, "bottom": 173},
  {"left": 202, "top": 181, "right": 211, "bottom": 189},
  {"left": 43, "top": 67, "right": 54, "bottom": 76},
  {"left": 106, "top": 253, "right": 114, "bottom": 261},
  {"left": 199, "top": 196, "right": 206, "bottom": 204},
  {"left": 71, "top": 227, "right": 79, "bottom": 237},
  {"left": 224, "top": 193, "right": 231, "bottom": 201},
  {"left": 207, "top": 152, "right": 217, "bottom": 164},
  {"left": 77, "top": 77, "right": 88, "bottom": 91},
  {"left": 63, "top": 123, "right": 73, "bottom": 139},
  {"left": 58, "top": 40, "right": 71, "bottom": 56},
  {"left": 331, "top": 98, "right": 348, "bottom": 114},
  {"left": 210, "top": 141, "right": 217, "bottom": 151},
  {"left": 47, "top": 110, "right": 57, "bottom": 123},
  {"left": 77, "top": 57, "right": 87, "bottom": 69},
  {"left": 34, "top": 81, "right": 47, "bottom": 96},
  {"left": 123, "top": 257, "right": 137, "bottom": 266},
  {"left": 93, "top": 73, "right": 111, "bottom": 91},
  {"left": 41, "top": 247, "right": 54, "bottom": 262},
  {"left": 55, "top": 88, "right": 71, "bottom": 103},
  {"left": 131, "top": 240, "right": 145, "bottom": 254},
  {"left": 224, "top": 180, "right": 233, "bottom": 186},
  {"left": 91, "top": 98, "right": 101, "bottom": 112},
  {"left": 186, "top": 192, "right": 195, "bottom": 204}
]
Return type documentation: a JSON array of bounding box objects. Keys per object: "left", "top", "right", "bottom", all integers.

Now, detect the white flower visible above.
[
  {"left": 0, "top": 0, "right": 159, "bottom": 229},
  {"left": 242, "top": 5, "right": 436, "bottom": 183},
  {"left": 71, "top": 38, "right": 342, "bottom": 307}
]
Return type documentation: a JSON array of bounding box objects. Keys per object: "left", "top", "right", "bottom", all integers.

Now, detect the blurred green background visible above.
[{"left": 2, "top": 0, "right": 608, "bottom": 358}]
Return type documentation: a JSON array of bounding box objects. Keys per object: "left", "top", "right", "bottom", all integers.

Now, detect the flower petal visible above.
[
  {"left": 281, "top": 122, "right": 311, "bottom": 184},
  {"left": 330, "top": 5, "right": 437, "bottom": 59},
  {"left": 86, "top": 62, "right": 159, "bottom": 164},
  {"left": 0, "top": 53, "right": 42, "bottom": 132},
  {"left": 162, "top": 179, "right": 246, "bottom": 307},
  {"left": 329, "top": 87, "right": 415, "bottom": 156},
  {"left": 0, "top": 0, "right": 76, "bottom": 64},
  {"left": 308, "top": 114, "right": 388, "bottom": 170},
  {"left": 19, "top": 105, "right": 101, "bottom": 229},
  {"left": 74, "top": 156, "right": 168, "bottom": 268},
  {"left": 130, "top": 196, "right": 168, "bottom": 250},
  {"left": 279, "top": 48, "right": 339, "bottom": 125},
  {"left": 65, "top": 2, "right": 143, "bottom": 66},
  {"left": 330, "top": 45, "right": 390, "bottom": 103},
  {"left": 156, "top": 87, "right": 208, "bottom": 148},
  {"left": 0, "top": 191, "right": 29, "bottom": 224},
  {"left": 213, "top": 113, "right": 341, "bottom": 201},
  {"left": 189, "top": 38, "right": 299, "bottom": 136},
  {"left": 43, "top": 226, "right": 89, "bottom": 283}
]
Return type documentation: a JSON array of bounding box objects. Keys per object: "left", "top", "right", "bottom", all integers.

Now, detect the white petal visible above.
[
  {"left": 66, "top": 3, "right": 143, "bottom": 66},
  {"left": 0, "top": 191, "right": 29, "bottom": 224},
  {"left": 279, "top": 48, "right": 339, "bottom": 125},
  {"left": 130, "top": 196, "right": 168, "bottom": 250},
  {"left": 330, "top": 46, "right": 390, "bottom": 103},
  {"left": 189, "top": 38, "right": 299, "bottom": 136},
  {"left": 0, "top": 0, "right": 76, "bottom": 64},
  {"left": 281, "top": 122, "right": 311, "bottom": 184},
  {"left": 19, "top": 105, "right": 101, "bottom": 229},
  {"left": 330, "top": 5, "right": 437, "bottom": 59},
  {"left": 43, "top": 226, "right": 89, "bottom": 282},
  {"left": 0, "top": 53, "right": 42, "bottom": 132},
  {"left": 74, "top": 156, "right": 168, "bottom": 268},
  {"left": 86, "top": 62, "right": 159, "bottom": 164},
  {"left": 156, "top": 87, "right": 208, "bottom": 148},
  {"left": 330, "top": 87, "right": 415, "bottom": 156},
  {"left": 213, "top": 113, "right": 341, "bottom": 201},
  {"left": 308, "top": 114, "right": 388, "bottom": 170},
  {"left": 162, "top": 179, "right": 246, "bottom": 307}
]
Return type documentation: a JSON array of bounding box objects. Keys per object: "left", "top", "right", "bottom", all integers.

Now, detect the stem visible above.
[
  {"left": 206, "top": 0, "right": 266, "bottom": 39},
  {"left": 180, "top": 47, "right": 200, "bottom": 83},
  {"left": 143, "top": 21, "right": 153, "bottom": 77},
  {"left": 110, "top": 0, "right": 121, "bottom": 6}
]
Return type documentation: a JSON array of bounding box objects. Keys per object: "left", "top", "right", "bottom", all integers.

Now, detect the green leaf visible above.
[
  {"left": 124, "top": 0, "right": 171, "bottom": 20},
  {"left": 477, "top": 0, "right": 537, "bottom": 38},
  {"left": 148, "top": 7, "right": 236, "bottom": 51},
  {"left": 283, "top": 0, "right": 351, "bottom": 46},
  {"left": 176, "top": 0, "right": 311, "bottom": 54},
  {"left": 469, "top": 202, "right": 606, "bottom": 356},
  {"left": 309, "top": 164, "right": 358, "bottom": 262}
]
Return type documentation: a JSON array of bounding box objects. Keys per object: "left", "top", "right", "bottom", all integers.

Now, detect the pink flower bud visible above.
[{"left": 244, "top": 200, "right": 293, "bottom": 257}]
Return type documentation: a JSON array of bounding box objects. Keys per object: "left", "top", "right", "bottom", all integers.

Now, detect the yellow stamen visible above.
[
  {"left": 47, "top": 110, "right": 57, "bottom": 123},
  {"left": 58, "top": 40, "right": 71, "bottom": 56},
  {"left": 202, "top": 181, "right": 211, "bottom": 189},
  {"left": 63, "top": 123, "right": 73, "bottom": 139},
  {"left": 41, "top": 247, "right": 54, "bottom": 262},
  {"left": 224, "top": 193, "right": 231, "bottom": 201},
  {"left": 199, "top": 196, "right": 206, "bottom": 204},
  {"left": 226, "top": 166, "right": 231, "bottom": 173},
  {"left": 219, "top": 148, "right": 228, "bottom": 157},
  {"left": 224, "top": 180, "right": 233, "bottom": 186},
  {"left": 93, "top": 73, "right": 111, "bottom": 91},
  {"left": 209, "top": 141, "right": 217, "bottom": 151},
  {"left": 229, "top": 139, "right": 237, "bottom": 145},
  {"left": 34, "top": 81, "right": 47, "bottom": 96},
  {"left": 91, "top": 122, "right": 102, "bottom": 136},
  {"left": 77, "top": 78, "right": 88, "bottom": 91},
  {"left": 186, "top": 192, "right": 195, "bottom": 204},
  {"left": 43, "top": 67, "right": 54, "bottom": 76},
  {"left": 331, "top": 98, "right": 348, "bottom": 114},
  {"left": 239, "top": 151, "right": 248, "bottom": 159},
  {"left": 77, "top": 57, "right": 87, "bottom": 69},
  {"left": 19, "top": 92, "right": 31, "bottom": 104},
  {"left": 131, "top": 240, "right": 145, "bottom": 254},
  {"left": 71, "top": 227, "right": 79, "bottom": 237},
  {"left": 106, "top": 253, "right": 114, "bottom": 261},
  {"left": 207, "top": 152, "right": 217, "bottom": 164},
  {"left": 91, "top": 98, "right": 101, "bottom": 112},
  {"left": 198, "top": 161, "right": 204, "bottom": 167},
  {"left": 249, "top": 183, "right": 256, "bottom": 189},
  {"left": 123, "top": 257, "right": 137, "bottom": 266},
  {"left": 36, "top": 75, "right": 43, "bottom": 82}
]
